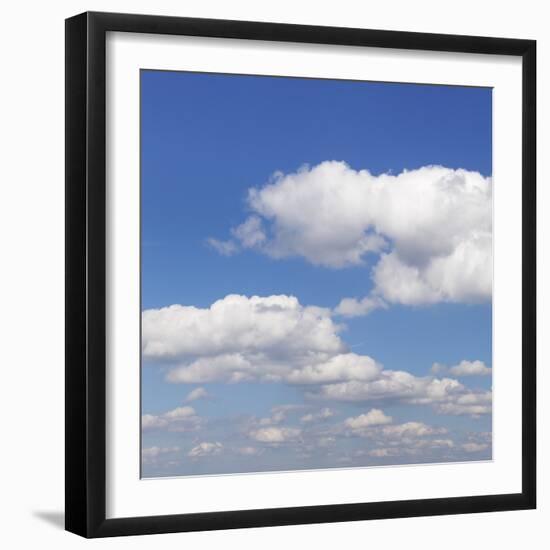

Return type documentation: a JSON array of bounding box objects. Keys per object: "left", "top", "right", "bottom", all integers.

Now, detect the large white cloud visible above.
[
  {"left": 209, "top": 162, "right": 492, "bottom": 307},
  {"left": 143, "top": 294, "right": 344, "bottom": 362},
  {"left": 144, "top": 294, "right": 386, "bottom": 385},
  {"left": 143, "top": 295, "right": 490, "bottom": 418}
]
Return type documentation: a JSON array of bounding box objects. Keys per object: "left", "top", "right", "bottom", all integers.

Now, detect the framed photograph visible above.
[{"left": 65, "top": 11, "right": 536, "bottom": 538}]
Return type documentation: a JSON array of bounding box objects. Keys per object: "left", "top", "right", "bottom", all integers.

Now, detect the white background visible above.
[{"left": 0, "top": 1, "right": 546, "bottom": 548}]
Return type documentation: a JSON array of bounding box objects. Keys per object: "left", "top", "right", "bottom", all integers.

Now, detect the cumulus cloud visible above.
[
  {"left": 143, "top": 295, "right": 491, "bottom": 418},
  {"left": 344, "top": 408, "right": 392, "bottom": 429},
  {"left": 143, "top": 294, "right": 344, "bottom": 363},
  {"left": 144, "top": 294, "right": 384, "bottom": 386},
  {"left": 249, "top": 426, "right": 302, "bottom": 444},
  {"left": 188, "top": 441, "right": 223, "bottom": 458},
  {"left": 431, "top": 360, "right": 491, "bottom": 377},
  {"left": 311, "top": 371, "right": 463, "bottom": 403},
  {"left": 185, "top": 387, "right": 209, "bottom": 402},
  {"left": 433, "top": 391, "right": 492, "bottom": 417},
  {"left": 449, "top": 360, "right": 492, "bottom": 377},
  {"left": 349, "top": 419, "right": 452, "bottom": 460},
  {"left": 209, "top": 162, "right": 492, "bottom": 306},
  {"left": 142, "top": 406, "right": 202, "bottom": 432}
]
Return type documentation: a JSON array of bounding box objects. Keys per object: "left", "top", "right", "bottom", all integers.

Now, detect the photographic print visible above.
[{"left": 140, "top": 70, "right": 493, "bottom": 478}]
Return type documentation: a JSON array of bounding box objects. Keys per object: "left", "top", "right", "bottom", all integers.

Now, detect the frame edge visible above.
[
  {"left": 65, "top": 11, "right": 537, "bottom": 538},
  {"left": 65, "top": 11, "right": 89, "bottom": 538}
]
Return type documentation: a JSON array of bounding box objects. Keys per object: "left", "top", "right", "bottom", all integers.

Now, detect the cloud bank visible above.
[{"left": 143, "top": 294, "right": 491, "bottom": 418}]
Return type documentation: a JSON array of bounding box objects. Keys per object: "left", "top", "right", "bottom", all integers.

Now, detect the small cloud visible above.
[
  {"left": 344, "top": 408, "right": 393, "bottom": 430},
  {"left": 249, "top": 426, "right": 301, "bottom": 444},
  {"left": 380, "top": 421, "right": 447, "bottom": 439},
  {"left": 188, "top": 441, "right": 223, "bottom": 458},
  {"left": 334, "top": 295, "right": 387, "bottom": 318},
  {"left": 461, "top": 442, "right": 489, "bottom": 453},
  {"left": 185, "top": 387, "right": 209, "bottom": 402},
  {"left": 206, "top": 237, "right": 238, "bottom": 256},
  {"left": 142, "top": 446, "right": 180, "bottom": 464},
  {"left": 142, "top": 406, "right": 202, "bottom": 432},
  {"left": 431, "top": 360, "right": 491, "bottom": 377},
  {"left": 449, "top": 360, "right": 492, "bottom": 377},
  {"left": 231, "top": 216, "right": 266, "bottom": 248}
]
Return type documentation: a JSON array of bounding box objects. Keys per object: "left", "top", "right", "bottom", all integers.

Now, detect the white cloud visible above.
[
  {"left": 285, "top": 354, "right": 381, "bottom": 385},
  {"left": 312, "top": 371, "right": 463, "bottom": 403},
  {"left": 431, "top": 360, "right": 491, "bottom": 377},
  {"left": 448, "top": 360, "right": 492, "bottom": 377},
  {"left": 144, "top": 294, "right": 385, "bottom": 386},
  {"left": 143, "top": 294, "right": 344, "bottom": 363},
  {"left": 185, "top": 387, "right": 209, "bottom": 402},
  {"left": 371, "top": 233, "right": 492, "bottom": 305},
  {"left": 311, "top": 371, "right": 491, "bottom": 418},
  {"left": 235, "top": 446, "right": 263, "bottom": 456},
  {"left": 144, "top": 295, "right": 491, "bottom": 418},
  {"left": 334, "top": 295, "right": 387, "bottom": 317},
  {"left": 344, "top": 408, "right": 392, "bottom": 429},
  {"left": 415, "top": 438, "right": 455, "bottom": 449},
  {"left": 163, "top": 406, "right": 196, "bottom": 419},
  {"left": 142, "top": 446, "right": 180, "bottom": 463},
  {"left": 206, "top": 237, "right": 238, "bottom": 256},
  {"left": 249, "top": 426, "right": 302, "bottom": 444},
  {"left": 210, "top": 162, "right": 492, "bottom": 306},
  {"left": 434, "top": 391, "right": 492, "bottom": 417},
  {"left": 366, "top": 437, "right": 454, "bottom": 458},
  {"left": 188, "top": 441, "right": 223, "bottom": 458},
  {"left": 231, "top": 216, "right": 266, "bottom": 248},
  {"left": 300, "top": 407, "right": 334, "bottom": 424},
  {"left": 142, "top": 406, "right": 202, "bottom": 432},
  {"left": 379, "top": 421, "right": 447, "bottom": 439},
  {"left": 461, "top": 442, "right": 489, "bottom": 453},
  {"left": 258, "top": 404, "right": 305, "bottom": 426},
  {"left": 368, "top": 448, "right": 398, "bottom": 458}
]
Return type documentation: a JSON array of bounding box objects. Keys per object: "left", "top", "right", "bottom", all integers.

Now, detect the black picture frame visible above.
[{"left": 65, "top": 11, "right": 536, "bottom": 538}]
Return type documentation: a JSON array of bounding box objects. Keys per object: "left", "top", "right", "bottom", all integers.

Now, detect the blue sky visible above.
[{"left": 141, "top": 70, "right": 493, "bottom": 477}]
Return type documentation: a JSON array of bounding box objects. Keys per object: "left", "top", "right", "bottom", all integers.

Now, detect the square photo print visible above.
[{"left": 140, "top": 70, "right": 493, "bottom": 478}]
